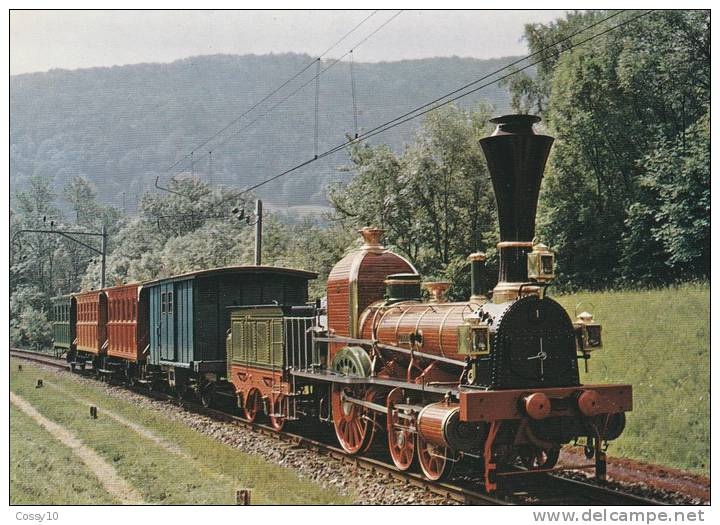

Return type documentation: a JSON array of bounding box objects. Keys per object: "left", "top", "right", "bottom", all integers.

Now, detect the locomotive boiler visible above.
[
  {"left": 311, "top": 114, "right": 631, "bottom": 491},
  {"left": 48, "top": 113, "right": 631, "bottom": 494}
]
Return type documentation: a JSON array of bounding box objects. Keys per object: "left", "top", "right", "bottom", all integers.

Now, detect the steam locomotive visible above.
[{"left": 51, "top": 114, "right": 631, "bottom": 492}]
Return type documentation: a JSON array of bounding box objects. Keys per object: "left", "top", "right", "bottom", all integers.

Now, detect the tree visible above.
[
  {"left": 626, "top": 113, "right": 710, "bottom": 279},
  {"left": 81, "top": 177, "right": 261, "bottom": 288},
  {"left": 329, "top": 104, "right": 498, "bottom": 299},
  {"left": 507, "top": 10, "right": 710, "bottom": 287}
]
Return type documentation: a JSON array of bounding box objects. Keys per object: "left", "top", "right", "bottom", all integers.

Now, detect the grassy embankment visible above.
[
  {"left": 10, "top": 362, "right": 353, "bottom": 505},
  {"left": 11, "top": 405, "right": 120, "bottom": 504},
  {"left": 555, "top": 282, "right": 709, "bottom": 476}
]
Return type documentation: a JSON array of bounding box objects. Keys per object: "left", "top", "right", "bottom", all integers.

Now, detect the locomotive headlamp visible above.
[
  {"left": 458, "top": 319, "right": 491, "bottom": 356},
  {"left": 574, "top": 311, "right": 603, "bottom": 352},
  {"left": 527, "top": 242, "right": 556, "bottom": 283}
]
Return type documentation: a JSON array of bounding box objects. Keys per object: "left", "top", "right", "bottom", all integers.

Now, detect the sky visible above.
[{"left": 10, "top": 10, "right": 568, "bottom": 75}]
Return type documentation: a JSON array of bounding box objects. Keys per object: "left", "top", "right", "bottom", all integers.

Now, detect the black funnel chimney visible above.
[{"left": 479, "top": 114, "right": 554, "bottom": 302}]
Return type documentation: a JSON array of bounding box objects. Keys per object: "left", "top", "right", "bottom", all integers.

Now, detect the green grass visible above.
[
  {"left": 10, "top": 405, "right": 119, "bottom": 504},
  {"left": 10, "top": 361, "right": 353, "bottom": 504},
  {"left": 554, "top": 282, "right": 709, "bottom": 476}
]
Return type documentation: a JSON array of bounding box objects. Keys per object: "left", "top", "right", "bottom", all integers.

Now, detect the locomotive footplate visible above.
[
  {"left": 459, "top": 384, "right": 632, "bottom": 422},
  {"left": 290, "top": 369, "right": 458, "bottom": 395}
]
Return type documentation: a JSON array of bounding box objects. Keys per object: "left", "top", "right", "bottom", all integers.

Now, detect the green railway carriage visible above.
[
  {"left": 51, "top": 295, "right": 76, "bottom": 356},
  {"left": 145, "top": 266, "right": 317, "bottom": 379}
]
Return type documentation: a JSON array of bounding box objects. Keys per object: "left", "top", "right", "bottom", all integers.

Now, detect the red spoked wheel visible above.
[
  {"left": 417, "top": 434, "right": 453, "bottom": 481},
  {"left": 361, "top": 387, "right": 384, "bottom": 453},
  {"left": 269, "top": 394, "right": 286, "bottom": 432},
  {"left": 331, "top": 385, "right": 374, "bottom": 454},
  {"left": 387, "top": 388, "right": 415, "bottom": 471},
  {"left": 243, "top": 388, "right": 262, "bottom": 423}
]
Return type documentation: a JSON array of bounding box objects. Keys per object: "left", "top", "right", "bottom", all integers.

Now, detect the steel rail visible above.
[{"left": 10, "top": 348, "right": 665, "bottom": 506}]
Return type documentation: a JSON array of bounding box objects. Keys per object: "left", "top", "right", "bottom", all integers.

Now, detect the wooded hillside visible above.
[{"left": 11, "top": 53, "right": 514, "bottom": 212}]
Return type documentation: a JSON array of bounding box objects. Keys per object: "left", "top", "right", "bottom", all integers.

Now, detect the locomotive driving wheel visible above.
[
  {"left": 417, "top": 435, "right": 453, "bottom": 481},
  {"left": 387, "top": 388, "right": 415, "bottom": 471},
  {"left": 330, "top": 346, "right": 376, "bottom": 454},
  {"left": 269, "top": 394, "right": 286, "bottom": 432},
  {"left": 243, "top": 388, "right": 262, "bottom": 423},
  {"left": 331, "top": 385, "right": 375, "bottom": 454}
]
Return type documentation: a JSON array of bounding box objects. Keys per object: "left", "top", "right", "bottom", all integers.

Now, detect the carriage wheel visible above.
[
  {"left": 417, "top": 435, "right": 452, "bottom": 481},
  {"left": 331, "top": 385, "right": 373, "bottom": 454},
  {"left": 243, "top": 388, "right": 261, "bottom": 423},
  {"left": 269, "top": 394, "right": 286, "bottom": 432},
  {"left": 519, "top": 446, "right": 560, "bottom": 470},
  {"left": 387, "top": 388, "right": 415, "bottom": 470}
]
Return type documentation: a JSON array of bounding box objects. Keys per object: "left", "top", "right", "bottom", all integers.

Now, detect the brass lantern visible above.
[
  {"left": 458, "top": 318, "right": 490, "bottom": 386},
  {"left": 574, "top": 311, "right": 603, "bottom": 352},
  {"left": 527, "top": 242, "right": 555, "bottom": 282},
  {"left": 457, "top": 318, "right": 491, "bottom": 357}
]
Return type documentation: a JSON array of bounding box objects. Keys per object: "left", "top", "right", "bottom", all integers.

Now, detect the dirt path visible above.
[
  {"left": 44, "top": 382, "right": 191, "bottom": 459},
  {"left": 10, "top": 391, "right": 144, "bottom": 505},
  {"left": 43, "top": 381, "right": 231, "bottom": 484}
]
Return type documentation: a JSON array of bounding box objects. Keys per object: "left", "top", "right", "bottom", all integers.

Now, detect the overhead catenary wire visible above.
[
  {"left": 166, "top": 10, "right": 380, "bottom": 173},
  {"left": 330, "top": 9, "right": 629, "bottom": 154},
  {"left": 233, "top": 9, "right": 653, "bottom": 197},
  {"left": 156, "top": 10, "right": 650, "bottom": 221},
  {"left": 166, "top": 10, "right": 404, "bottom": 177}
]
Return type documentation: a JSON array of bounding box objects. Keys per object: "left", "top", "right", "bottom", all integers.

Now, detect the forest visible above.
[
  {"left": 10, "top": 10, "right": 710, "bottom": 349},
  {"left": 10, "top": 52, "right": 514, "bottom": 212}
]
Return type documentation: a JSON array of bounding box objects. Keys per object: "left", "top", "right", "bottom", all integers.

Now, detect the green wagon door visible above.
[{"left": 160, "top": 283, "right": 176, "bottom": 361}]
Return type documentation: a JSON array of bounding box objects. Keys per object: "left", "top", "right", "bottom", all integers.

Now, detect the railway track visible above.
[{"left": 10, "top": 348, "right": 664, "bottom": 506}]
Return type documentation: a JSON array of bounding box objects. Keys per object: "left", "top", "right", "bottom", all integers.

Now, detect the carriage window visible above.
[
  {"left": 161, "top": 292, "right": 166, "bottom": 314},
  {"left": 168, "top": 292, "right": 174, "bottom": 314}
]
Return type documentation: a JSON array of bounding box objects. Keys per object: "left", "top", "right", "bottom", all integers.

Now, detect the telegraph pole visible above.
[
  {"left": 254, "top": 199, "right": 263, "bottom": 266},
  {"left": 100, "top": 225, "right": 107, "bottom": 288},
  {"left": 232, "top": 198, "right": 262, "bottom": 265},
  {"left": 11, "top": 226, "right": 108, "bottom": 289}
]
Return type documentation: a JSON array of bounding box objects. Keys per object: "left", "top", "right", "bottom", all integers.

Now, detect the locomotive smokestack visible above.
[{"left": 479, "top": 114, "right": 554, "bottom": 302}]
